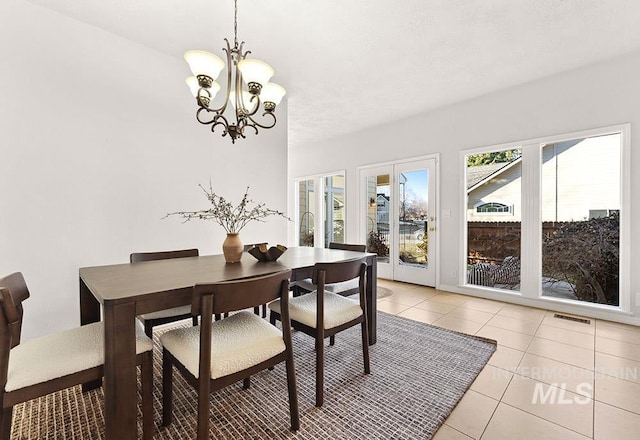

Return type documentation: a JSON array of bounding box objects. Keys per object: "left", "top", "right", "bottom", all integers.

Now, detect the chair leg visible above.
[
  {"left": 162, "top": 349, "right": 174, "bottom": 427},
  {"left": 315, "top": 333, "right": 324, "bottom": 407},
  {"left": 262, "top": 303, "right": 267, "bottom": 318},
  {"left": 285, "top": 352, "right": 300, "bottom": 431},
  {"left": 197, "top": 378, "right": 210, "bottom": 440},
  {"left": 329, "top": 335, "right": 335, "bottom": 346},
  {"left": 141, "top": 352, "right": 154, "bottom": 440},
  {"left": 361, "top": 320, "right": 370, "bottom": 374},
  {"left": 192, "top": 316, "right": 199, "bottom": 326},
  {"left": 0, "top": 407, "right": 13, "bottom": 440},
  {"left": 253, "top": 306, "right": 260, "bottom": 316},
  {"left": 243, "top": 377, "right": 251, "bottom": 389},
  {"left": 270, "top": 312, "right": 277, "bottom": 326}
]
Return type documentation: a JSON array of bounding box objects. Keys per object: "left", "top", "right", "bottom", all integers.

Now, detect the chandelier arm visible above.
[
  {"left": 241, "top": 121, "right": 259, "bottom": 136},
  {"left": 211, "top": 118, "right": 230, "bottom": 136},
  {"left": 196, "top": 110, "right": 232, "bottom": 137},
  {"left": 200, "top": 40, "right": 235, "bottom": 116},
  {"left": 196, "top": 107, "right": 217, "bottom": 125},
  {"left": 240, "top": 94, "right": 261, "bottom": 117},
  {"left": 234, "top": 52, "right": 244, "bottom": 126},
  {"left": 244, "top": 111, "right": 277, "bottom": 130}
]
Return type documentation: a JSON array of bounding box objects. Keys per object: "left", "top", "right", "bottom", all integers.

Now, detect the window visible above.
[
  {"left": 294, "top": 172, "right": 345, "bottom": 248},
  {"left": 465, "top": 148, "right": 522, "bottom": 291},
  {"left": 365, "top": 174, "right": 391, "bottom": 264},
  {"left": 541, "top": 133, "right": 621, "bottom": 306},
  {"left": 297, "top": 179, "right": 315, "bottom": 246},
  {"left": 475, "top": 202, "right": 512, "bottom": 214},
  {"left": 462, "top": 125, "right": 627, "bottom": 311},
  {"left": 324, "top": 175, "right": 345, "bottom": 245}
]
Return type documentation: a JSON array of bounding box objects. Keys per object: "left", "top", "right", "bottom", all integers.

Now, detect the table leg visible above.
[
  {"left": 103, "top": 301, "right": 138, "bottom": 440},
  {"left": 366, "top": 258, "right": 377, "bottom": 345},
  {"left": 80, "top": 278, "right": 102, "bottom": 392}
]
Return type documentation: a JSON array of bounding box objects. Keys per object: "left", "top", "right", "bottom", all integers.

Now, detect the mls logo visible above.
[{"left": 531, "top": 382, "right": 592, "bottom": 404}]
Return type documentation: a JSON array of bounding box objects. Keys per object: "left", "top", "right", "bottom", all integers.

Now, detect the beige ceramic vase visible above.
[{"left": 222, "top": 233, "right": 243, "bottom": 263}]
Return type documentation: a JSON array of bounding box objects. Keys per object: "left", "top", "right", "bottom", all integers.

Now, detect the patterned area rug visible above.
[{"left": 11, "top": 311, "right": 496, "bottom": 439}]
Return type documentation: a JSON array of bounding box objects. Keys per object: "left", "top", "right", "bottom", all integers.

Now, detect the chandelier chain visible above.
[{"left": 233, "top": 0, "right": 238, "bottom": 47}]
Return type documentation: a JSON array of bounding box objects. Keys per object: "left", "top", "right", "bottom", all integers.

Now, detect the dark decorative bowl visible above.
[{"left": 247, "top": 244, "right": 287, "bottom": 262}]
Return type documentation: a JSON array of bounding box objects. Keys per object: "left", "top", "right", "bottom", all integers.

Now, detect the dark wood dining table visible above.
[{"left": 79, "top": 246, "right": 377, "bottom": 439}]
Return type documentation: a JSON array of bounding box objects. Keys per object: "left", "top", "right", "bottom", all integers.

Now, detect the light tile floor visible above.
[{"left": 375, "top": 279, "right": 640, "bottom": 440}]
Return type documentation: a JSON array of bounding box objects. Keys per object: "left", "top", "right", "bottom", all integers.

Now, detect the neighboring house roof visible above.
[{"left": 466, "top": 158, "right": 522, "bottom": 191}]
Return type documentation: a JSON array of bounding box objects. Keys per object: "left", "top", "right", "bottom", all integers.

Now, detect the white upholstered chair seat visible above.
[
  {"left": 160, "top": 311, "right": 285, "bottom": 379},
  {"left": 6, "top": 321, "right": 152, "bottom": 392},
  {"left": 269, "top": 290, "right": 363, "bottom": 330},
  {"left": 140, "top": 305, "right": 192, "bottom": 321},
  {"left": 292, "top": 278, "right": 359, "bottom": 295}
]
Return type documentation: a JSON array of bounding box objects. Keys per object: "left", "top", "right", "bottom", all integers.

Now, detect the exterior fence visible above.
[{"left": 467, "top": 221, "right": 564, "bottom": 265}]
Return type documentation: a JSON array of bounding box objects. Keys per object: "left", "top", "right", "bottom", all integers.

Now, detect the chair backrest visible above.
[
  {"left": 328, "top": 242, "right": 366, "bottom": 253},
  {"left": 0, "top": 272, "right": 30, "bottom": 349},
  {"left": 192, "top": 269, "right": 292, "bottom": 317},
  {"left": 312, "top": 258, "right": 367, "bottom": 288},
  {"left": 0, "top": 272, "right": 31, "bottom": 394},
  {"left": 130, "top": 248, "right": 199, "bottom": 263}
]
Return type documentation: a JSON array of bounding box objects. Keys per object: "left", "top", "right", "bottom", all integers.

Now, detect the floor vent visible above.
[{"left": 553, "top": 313, "right": 591, "bottom": 325}]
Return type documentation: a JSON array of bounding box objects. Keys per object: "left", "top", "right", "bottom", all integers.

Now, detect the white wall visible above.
[
  {"left": 289, "top": 49, "right": 640, "bottom": 324},
  {"left": 0, "top": 1, "right": 288, "bottom": 340}
]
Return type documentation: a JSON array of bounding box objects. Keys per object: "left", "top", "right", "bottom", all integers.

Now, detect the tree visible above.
[
  {"left": 367, "top": 230, "right": 389, "bottom": 258},
  {"left": 467, "top": 149, "right": 521, "bottom": 167},
  {"left": 542, "top": 213, "right": 619, "bottom": 305}
]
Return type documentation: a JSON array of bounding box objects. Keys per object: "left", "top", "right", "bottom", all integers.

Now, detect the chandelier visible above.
[{"left": 184, "top": 0, "right": 286, "bottom": 143}]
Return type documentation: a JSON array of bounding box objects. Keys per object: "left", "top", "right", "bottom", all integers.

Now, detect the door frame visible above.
[{"left": 358, "top": 154, "right": 440, "bottom": 287}]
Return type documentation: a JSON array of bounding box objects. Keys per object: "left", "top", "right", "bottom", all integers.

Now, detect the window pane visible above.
[
  {"left": 298, "top": 179, "right": 314, "bottom": 247},
  {"left": 476, "top": 202, "right": 510, "bottom": 213},
  {"left": 398, "top": 169, "right": 429, "bottom": 268},
  {"left": 541, "top": 134, "right": 621, "bottom": 305},
  {"left": 466, "top": 148, "right": 522, "bottom": 290},
  {"left": 366, "top": 174, "right": 390, "bottom": 263},
  {"left": 324, "top": 174, "right": 345, "bottom": 246}
]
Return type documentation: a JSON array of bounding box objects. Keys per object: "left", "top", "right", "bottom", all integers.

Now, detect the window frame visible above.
[
  {"left": 473, "top": 201, "right": 514, "bottom": 215},
  {"left": 292, "top": 170, "right": 347, "bottom": 249},
  {"left": 460, "top": 124, "right": 630, "bottom": 314}
]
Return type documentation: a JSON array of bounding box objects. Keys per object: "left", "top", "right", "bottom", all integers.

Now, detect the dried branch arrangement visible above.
[{"left": 165, "top": 182, "right": 289, "bottom": 233}]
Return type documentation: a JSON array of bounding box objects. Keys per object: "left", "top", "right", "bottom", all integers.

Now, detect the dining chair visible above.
[
  {"left": 291, "top": 242, "right": 366, "bottom": 296},
  {"left": 160, "top": 269, "right": 299, "bottom": 439},
  {"left": 130, "top": 248, "right": 200, "bottom": 337},
  {"left": 0, "top": 272, "right": 154, "bottom": 440},
  {"left": 243, "top": 243, "right": 269, "bottom": 318},
  {"left": 269, "top": 258, "right": 370, "bottom": 407}
]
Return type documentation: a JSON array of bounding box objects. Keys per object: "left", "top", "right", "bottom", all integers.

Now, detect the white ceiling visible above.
[{"left": 26, "top": 0, "right": 640, "bottom": 146}]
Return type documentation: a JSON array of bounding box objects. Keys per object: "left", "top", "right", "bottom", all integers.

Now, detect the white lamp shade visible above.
[
  {"left": 185, "top": 76, "right": 199, "bottom": 96},
  {"left": 229, "top": 90, "right": 257, "bottom": 111},
  {"left": 184, "top": 50, "right": 225, "bottom": 81},
  {"left": 186, "top": 76, "right": 220, "bottom": 100},
  {"left": 261, "top": 82, "right": 286, "bottom": 106},
  {"left": 237, "top": 59, "right": 274, "bottom": 86}
]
